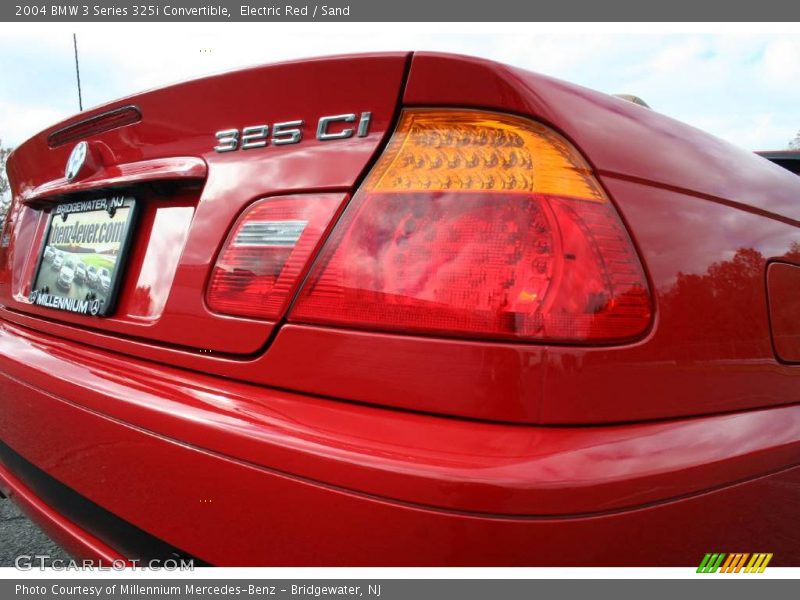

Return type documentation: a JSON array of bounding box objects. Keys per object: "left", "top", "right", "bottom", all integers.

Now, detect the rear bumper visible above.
[
  {"left": 0, "top": 452, "right": 124, "bottom": 564},
  {"left": 1, "top": 319, "right": 799, "bottom": 566}
]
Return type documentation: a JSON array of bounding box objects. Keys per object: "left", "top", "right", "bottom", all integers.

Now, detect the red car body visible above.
[{"left": 1, "top": 52, "right": 799, "bottom": 566}]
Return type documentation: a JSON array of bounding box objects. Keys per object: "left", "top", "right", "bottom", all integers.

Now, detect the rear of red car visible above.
[{"left": 1, "top": 52, "right": 799, "bottom": 566}]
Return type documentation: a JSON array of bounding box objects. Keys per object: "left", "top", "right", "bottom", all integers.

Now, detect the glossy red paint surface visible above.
[
  {"left": 5, "top": 319, "right": 800, "bottom": 517},
  {"left": 404, "top": 53, "right": 800, "bottom": 223},
  {"left": 1, "top": 320, "right": 799, "bottom": 565},
  {"left": 1, "top": 52, "right": 799, "bottom": 564},
  {"left": 2, "top": 53, "right": 408, "bottom": 354},
  {"left": 19, "top": 156, "right": 207, "bottom": 204},
  {"left": 3, "top": 52, "right": 797, "bottom": 423}
]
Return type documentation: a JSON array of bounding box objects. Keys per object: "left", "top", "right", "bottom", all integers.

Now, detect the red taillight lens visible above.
[
  {"left": 289, "top": 110, "right": 651, "bottom": 342},
  {"left": 206, "top": 193, "right": 345, "bottom": 320}
]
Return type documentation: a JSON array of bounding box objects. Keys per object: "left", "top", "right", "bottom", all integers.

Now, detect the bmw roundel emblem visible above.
[{"left": 65, "top": 141, "right": 88, "bottom": 181}]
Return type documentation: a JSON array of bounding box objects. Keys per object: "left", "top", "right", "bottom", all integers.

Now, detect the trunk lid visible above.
[{"left": 0, "top": 53, "right": 409, "bottom": 355}]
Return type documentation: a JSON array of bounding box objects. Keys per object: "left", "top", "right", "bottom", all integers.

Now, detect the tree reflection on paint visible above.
[{"left": 659, "top": 247, "right": 771, "bottom": 361}]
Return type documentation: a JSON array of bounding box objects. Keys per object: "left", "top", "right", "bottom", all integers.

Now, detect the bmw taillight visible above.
[
  {"left": 288, "top": 109, "right": 651, "bottom": 342},
  {"left": 206, "top": 193, "right": 346, "bottom": 320}
]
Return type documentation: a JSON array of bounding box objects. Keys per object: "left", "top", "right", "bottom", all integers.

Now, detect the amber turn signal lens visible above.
[{"left": 366, "top": 110, "right": 606, "bottom": 201}]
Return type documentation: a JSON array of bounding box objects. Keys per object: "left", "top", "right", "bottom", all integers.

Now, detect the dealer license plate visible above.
[{"left": 29, "top": 196, "right": 137, "bottom": 317}]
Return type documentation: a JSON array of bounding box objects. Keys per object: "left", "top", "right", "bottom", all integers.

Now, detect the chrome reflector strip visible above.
[{"left": 232, "top": 220, "right": 307, "bottom": 247}]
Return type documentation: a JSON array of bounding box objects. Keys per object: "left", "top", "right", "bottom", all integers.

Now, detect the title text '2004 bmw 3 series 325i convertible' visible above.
[{"left": 0, "top": 52, "right": 799, "bottom": 566}]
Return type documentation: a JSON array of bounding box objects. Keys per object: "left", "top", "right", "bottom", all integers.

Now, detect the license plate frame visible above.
[{"left": 29, "top": 196, "right": 137, "bottom": 317}]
